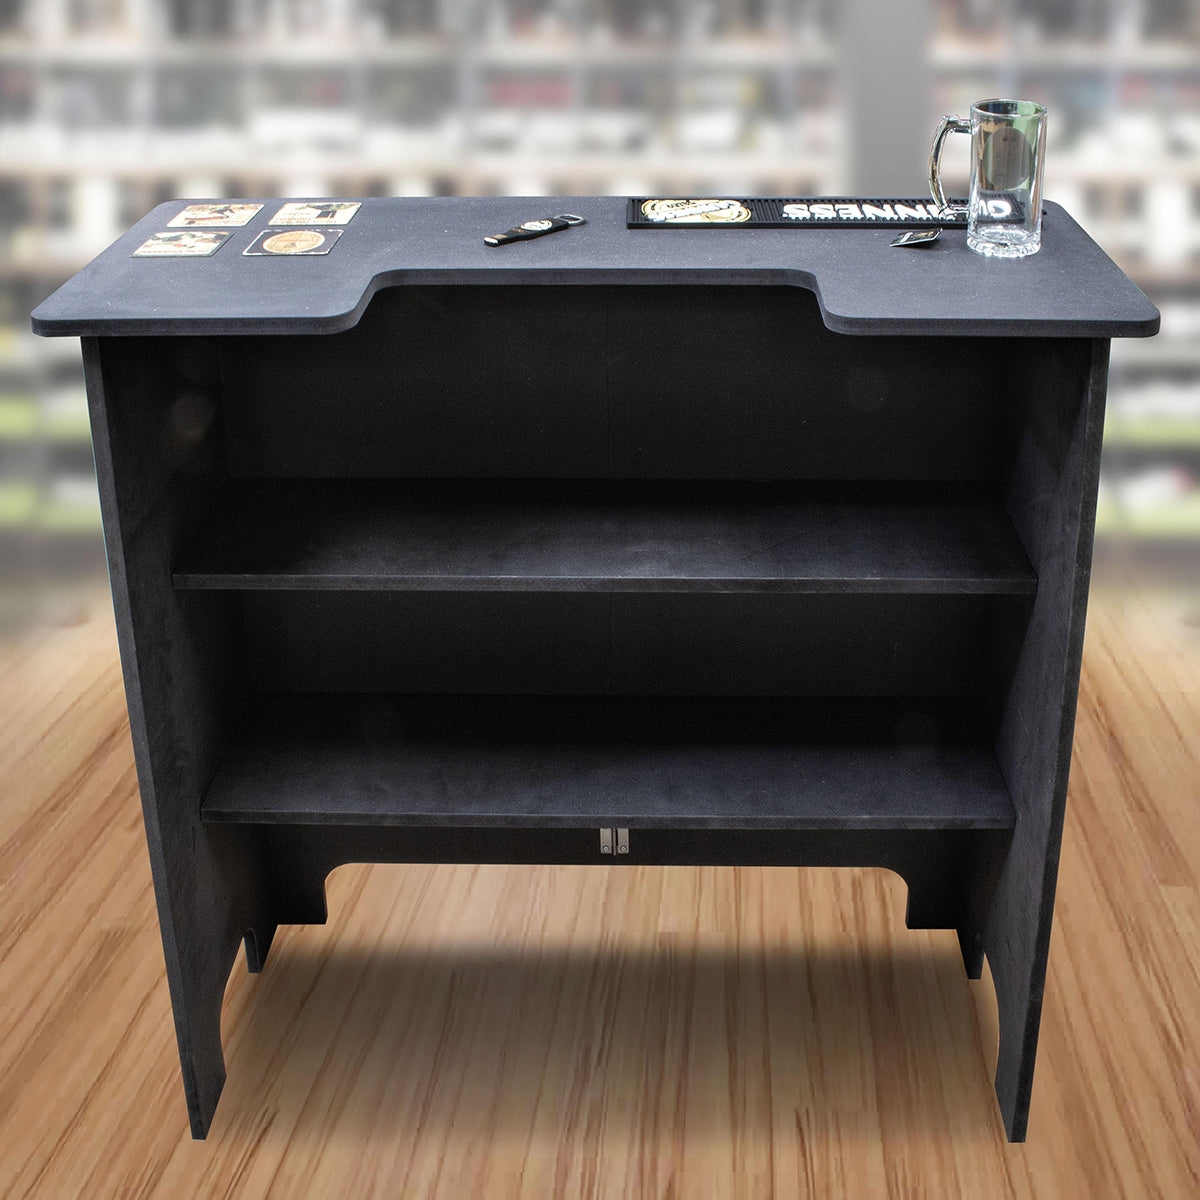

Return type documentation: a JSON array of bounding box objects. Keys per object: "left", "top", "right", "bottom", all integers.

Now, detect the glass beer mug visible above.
[{"left": 929, "top": 99, "right": 1048, "bottom": 258}]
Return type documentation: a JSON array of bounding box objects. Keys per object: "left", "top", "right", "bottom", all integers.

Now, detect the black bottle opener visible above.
[{"left": 484, "top": 213, "right": 586, "bottom": 246}]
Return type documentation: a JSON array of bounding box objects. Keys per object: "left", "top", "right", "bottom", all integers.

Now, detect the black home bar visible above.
[{"left": 32, "top": 195, "right": 1159, "bottom": 1140}]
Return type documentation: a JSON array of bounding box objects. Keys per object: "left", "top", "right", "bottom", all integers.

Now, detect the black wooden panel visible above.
[
  {"left": 219, "top": 286, "right": 1008, "bottom": 482},
  {"left": 242, "top": 591, "right": 611, "bottom": 693},
  {"left": 222, "top": 286, "right": 609, "bottom": 478},
  {"left": 84, "top": 337, "right": 275, "bottom": 1139},
  {"left": 202, "top": 694, "right": 1015, "bottom": 830},
  {"left": 174, "top": 480, "right": 1036, "bottom": 594},
  {"left": 240, "top": 590, "right": 1021, "bottom": 697},
  {"left": 984, "top": 336, "right": 1109, "bottom": 1141},
  {"left": 606, "top": 288, "right": 1006, "bottom": 481},
  {"left": 611, "top": 594, "right": 1000, "bottom": 696}
]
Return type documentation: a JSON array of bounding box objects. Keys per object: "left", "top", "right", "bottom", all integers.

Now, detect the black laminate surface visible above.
[
  {"left": 31, "top": 196, "right": 1159, "bottom": 338},
  {"left": 173, "top": 481, "right": 1037, "bottom": 594},
  {"left": 201, "top": 694, "right": 1016, "bottom": 830},
  {"left": 217, "top": 285, "right": 1014, "bottom": 483}
]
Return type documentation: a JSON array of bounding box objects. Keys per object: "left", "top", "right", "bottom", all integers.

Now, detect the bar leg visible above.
[
  {"left": 174, "top": 966, "right": 231, "bottom": 1140},
  {"left": 958, "top": 927, "right": 985, "bottom": 980},
  {"left": 173, "top": 914, "right": 282, "bottom": 1135},
  {"left": 955, "top": 831, "right": 1012, "bottom": 980},
  {"left": 243, "top": 923, "right": 277, "bottom": 974},
  {"left": 156, "top": 891, "right": 262, "bottom": 1139},
  {"left": 989, "top": 946, "right": 1047, "bottom": 1142}
]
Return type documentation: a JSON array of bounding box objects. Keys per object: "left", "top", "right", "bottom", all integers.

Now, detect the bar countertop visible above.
[{"left": 31, "top": 196, "right": 1159, "bottom": 339}]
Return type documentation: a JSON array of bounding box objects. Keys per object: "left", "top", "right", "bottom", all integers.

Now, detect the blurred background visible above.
[{"left": 0, "top": 0, "right": 1198, "bottom": 632}]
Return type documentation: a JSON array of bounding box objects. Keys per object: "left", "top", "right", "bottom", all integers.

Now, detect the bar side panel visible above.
[
  {"left": 986, "top": 337, "right": 1110, "bottom": 1140},
  {"left": 85, "top": 336, "right": 274, "bottom": 1138}
]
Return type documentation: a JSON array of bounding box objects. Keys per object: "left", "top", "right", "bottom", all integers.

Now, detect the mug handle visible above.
[{"left": 929, "top": 115, "right": 971, "bottom": 219}]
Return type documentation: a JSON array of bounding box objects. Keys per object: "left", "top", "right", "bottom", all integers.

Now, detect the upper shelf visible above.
[
  {"left": 172, "top": 481, "right": 1037, "bottom": 596},
  {"left": 31, "top": 196, "right": 1159, "bottom": 340}
]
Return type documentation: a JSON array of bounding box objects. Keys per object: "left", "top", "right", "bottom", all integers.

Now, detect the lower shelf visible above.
[{"left": 202, "top": 695, "right": 1015, "bottom": 832}]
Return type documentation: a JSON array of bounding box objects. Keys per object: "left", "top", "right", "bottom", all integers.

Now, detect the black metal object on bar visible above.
[{"left": 485, "top": 212, "right": 587, "bottom": 246}]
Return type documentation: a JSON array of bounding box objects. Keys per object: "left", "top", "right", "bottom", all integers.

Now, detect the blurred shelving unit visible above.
[
  {"left": 0, "top": 0, "right": 846, "bottom": 597},
  {"left": 1, "top": 0, "right": 1197, "bottom": 601},
  {"left": 932, "top": 0, "right": 1200, "bottom": 581}
]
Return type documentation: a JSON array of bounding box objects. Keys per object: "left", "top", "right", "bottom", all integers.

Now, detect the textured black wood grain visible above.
[
  {"left": 201, "top": 694, "right": 1016, "bottom": 831},
  {"left": 83, "top": 337, "right": 275, "bottom": 1139},
  {"left": 216, "top": 286, "right": 1013, "bottom": 483},
  {"left": 173, "top": 480, "right": 1037, "bottom": 595},
  {"left": 982, "top": 337, "right": 1112, "bottom": 1141},
  {"left": 257, "top": 825, "right": 1013, "bottom": 942},
  {"left": 238, "top": 591, "right": 1022, "bottom": 697},
  {"left": 31, "top": 197, "right": 1159, "bottom": 339}
]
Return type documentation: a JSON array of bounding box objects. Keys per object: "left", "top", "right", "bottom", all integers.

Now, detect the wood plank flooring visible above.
[{"left": 1, "top": 582, "right": 1198, "bottom": 1199}]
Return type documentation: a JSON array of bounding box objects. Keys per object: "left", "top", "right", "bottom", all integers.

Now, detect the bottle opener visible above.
[{"left": 484, "top": 213, "right": 587, "bottom": 246}]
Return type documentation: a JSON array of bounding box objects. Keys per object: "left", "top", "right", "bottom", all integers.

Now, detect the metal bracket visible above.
[{"left": 599, "top": 828, "right": 630, "bottom": 856}]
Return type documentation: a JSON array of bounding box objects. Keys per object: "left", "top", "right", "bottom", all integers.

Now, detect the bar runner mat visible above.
[{"left": 627, "top": 197, "right": 968, "bottom": 229}]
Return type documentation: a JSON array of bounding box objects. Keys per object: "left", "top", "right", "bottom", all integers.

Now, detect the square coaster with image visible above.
[
  {"left": 244, "top": 228, "right": 344, "bottom": 256},
  {"left": 133, "top": 230, "right": 231, "bottom": 258},
  {"left": 168, "top": 203, "right": 263, "bottom": 228},
  {"left": 269, "top": 201, "right": 361, "bottom": 226}
]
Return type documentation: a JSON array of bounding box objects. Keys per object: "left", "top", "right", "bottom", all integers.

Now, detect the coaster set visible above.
[{"left": 133, "top": 201, "right": 361, "bottom": 259}]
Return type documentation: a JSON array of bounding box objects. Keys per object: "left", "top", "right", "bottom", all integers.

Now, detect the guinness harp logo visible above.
[{"left": 641, "top": 198, "right": 753, "bottom": 224}]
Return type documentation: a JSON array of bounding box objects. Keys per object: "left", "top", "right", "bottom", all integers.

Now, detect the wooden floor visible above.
[{"left": 2, "top": 581, "right": 1198, "bottom": 1199}]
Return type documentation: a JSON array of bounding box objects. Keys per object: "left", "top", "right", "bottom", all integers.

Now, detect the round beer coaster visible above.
[
  {"left": 244, "top": 228, "right": 344, "bottom": 256},
  {"left": 641, "top": 198, "right": 752, "bottom": 224},
  {"left": 265, "top": 230, "right": 326, "bottom": 254}
]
